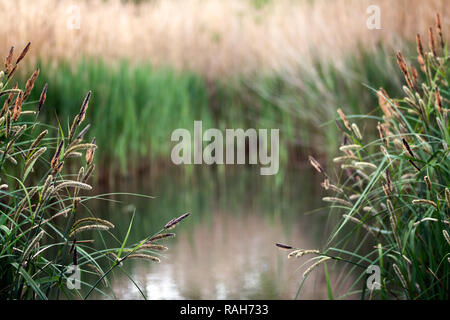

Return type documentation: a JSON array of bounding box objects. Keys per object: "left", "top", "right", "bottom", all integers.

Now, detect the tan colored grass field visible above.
[{"left": 1, "top": 0, "right": 448, "bottom": 79}]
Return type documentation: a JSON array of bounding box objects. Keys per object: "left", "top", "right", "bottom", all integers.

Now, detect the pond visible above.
[{"left": 88, "top": 167, "right": 334, "bottom": 299}]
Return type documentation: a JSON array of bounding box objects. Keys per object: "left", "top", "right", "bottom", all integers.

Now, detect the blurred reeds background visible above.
[
  {"left": 3, "top": 0, "right": 447, "bottom": 77},
  {"left": 2, "top": 0, "right": 448, "bottom": 177}
]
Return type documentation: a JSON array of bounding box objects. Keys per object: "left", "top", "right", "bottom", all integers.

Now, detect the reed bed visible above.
[
  {"left": 1, "top": 0, "right": 447, "bottom": 79},
  {"left": 5, "top": 0, "right": 447, "bottom": 175},
  {"left": 22, "top": 59, "right": 298, "bottom": 175},
  {"left": 18, "top": 47, "right": 408, "bottom": 176},
  {"left": 0, "top": 44, "right": 189, "bottom": 299},
  {"left": 279, "top": 15, "right": 449, "bottom": 300}
]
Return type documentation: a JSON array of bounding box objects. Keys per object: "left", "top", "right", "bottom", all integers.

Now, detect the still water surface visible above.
[{"left": 90, "top": 168, "right": 333, "bottom": 299}]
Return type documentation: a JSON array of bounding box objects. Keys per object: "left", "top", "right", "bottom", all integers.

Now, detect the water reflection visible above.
[{"left": 91, "top": 168, "right": 334, "bottom": 299}]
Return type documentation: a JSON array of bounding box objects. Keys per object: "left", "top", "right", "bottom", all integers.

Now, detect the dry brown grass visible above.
[{"left": 1, "top": 0, "right": 448, "bottom": 79}]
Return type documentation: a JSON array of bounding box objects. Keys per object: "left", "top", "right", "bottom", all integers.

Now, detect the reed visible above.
[
  {"left": 18, "top": 45, "right": 409, "bottom": 177},
  {"left": 0, "top": 44, "right": 189, "bottom": 300},
  {"left": 6, "top": 1, "right": 444, "bottom": 176},
  {"left": 279, "top": 15, "right": 449, "bottom": 300},
  {"left": 1, "top": 0, "right": 447, "bottom": 79}
]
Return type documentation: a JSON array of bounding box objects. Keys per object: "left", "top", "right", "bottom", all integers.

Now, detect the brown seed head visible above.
[
  {"left": 37, "top": 83, "right": 48, "bottom": 112},
  {"left": 402, "top": 138, "right": 415, "bottom": 158},
  {"left": 377, "top": 122, "right": 388, "bottom": 148},
  {"left": 275, "top": 243, "right": 294, "bottom": 250},
  {"left": 12, "top": 91, "right": 23, "bottom": 121},
  {"left": 308, "top": 155, "right": 325, "bottom": 174},
  {"left": 428, "top": 27, "right": 436, "bottom": 57},
  {"left": 416, "top": 34, "right": 426, "bottom": 72},
  {"left": 416, "top": 34, "right": 424, "bottom": 58},
  {"left": 4, "top": 46, "right": 14, "bottom": 72},
  {"left": 148, "top": 233, "right": 176, "bottom": 243},
  {"left": 377, "top": 88, "right": 393, "bottom": 118},
  {"left": 337, "top": 108, "right": 351, "bottom": 131},
  {"left": 15, "top": 42, "right": 30, "bottom": 65},
  {"left": 85, "top": 138, "right": 96, "bottom": 165},
  {"left": 164, "top": 212, "right": 191, "bottom": 230},
  {"left": 424, "top": 175, "right": 432, "bottom": 191},
  {"left": 2, "top": 84, "right": 18, "bottom": 115},
  {"left": 76, "top": 124, "right": 91, "bottom": 141},
  {"left": 24, "top": 69, "right": 40, "bottom": 100},
  {"left": 54, "top": 161, "right": 64, "bottom": 175},
  {"left": 396, "top": 52, "right": 414, "bottom": 90},
  {"left": 51, "top": 140, "right": 64, "bottom": 170},
  {"left": 410, "top": 66, "right": 418, "bottom": 88},
  {"left": 76, "top": 91, "right": 91, "bottom": 126},
  {"left": 385, "top": 169, "right": 392, "bottom": 192}
]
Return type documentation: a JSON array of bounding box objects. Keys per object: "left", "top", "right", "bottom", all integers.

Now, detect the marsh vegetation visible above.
[{"left": 0, "top": 0, "right": 448, "bottom": 300}]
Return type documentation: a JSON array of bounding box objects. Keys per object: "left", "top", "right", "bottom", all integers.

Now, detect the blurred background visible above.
[{"left": 2, "top": 0, "right": 448, "bottom": 299}]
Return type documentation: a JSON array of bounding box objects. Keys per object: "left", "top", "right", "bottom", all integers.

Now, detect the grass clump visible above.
[
  {"left": 278, "top": 15, "right": 449, "bottom": 300},
  {"left": 0, "top": 43, "right": 189, "bottom": 300}
]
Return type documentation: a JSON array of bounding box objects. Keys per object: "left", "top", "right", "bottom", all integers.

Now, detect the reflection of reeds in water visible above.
[
  {"left": 1, "top": 0, "right": 447, "bottom": 79},
  {"left": 111, "top": 211, "right": 349, "bottom": 299}
]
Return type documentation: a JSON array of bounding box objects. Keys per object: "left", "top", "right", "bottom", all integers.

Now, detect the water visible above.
[{"left": 89, "top": 167, "right": 333, "bottom": 299}]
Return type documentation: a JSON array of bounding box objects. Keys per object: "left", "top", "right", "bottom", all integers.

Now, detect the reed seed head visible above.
[
  {"left": 72, "top": 217, "right": 114, "bottom": 230},
  {"left": 322, "top": 197, "right": 352, "bottom": 207},
  {"left": 396, "top": 52, "right": 414, "bottom": 90},
  {"left": 12, "top": 91, "right": 23, "bottom": 121},
  {"left": 424, "top": 176, "right": 432, "bottom": 191},
  {"left": 351, "top": 123, "right": 363, "bottom": 140},
  {"left": 28, "top": 130, "right": 48, "bottom": 156},
  {"left": 377, "top": 88, "right": 394, "bottom": 119},
  {"left": 15, "top": 42, "right": 31, "bottom": 65},
  {"left": 24, "top": 147, "right": 47, "bottom": 176},
  {"left": 402, "top": 138, "right": 415, "bottom": 158},
  {"left": 337, "top": 108, "right": 351, "bottom": 131},
  {"left": 428, "top": 27, "right": 437, "bottom": 57},
  {"left": 288, "top": 249, "right": 320, "bottom": 258},
  {"left": 24, "top": 68, "right": 40, "bottom": 100},
  {"left": 275, "top": 243, "right": 294, "bottom": 250},
  {"left": 308, "top": 155, "right": 325, "bottom": 174},
  {"left": 303, "top": 257, "right": 331, "bottom": 278},
  {"left": 148, "top": 233, "right": 176, "bottom": 243},
  {"left": 164, "top": 212, "right": 191, "bottom": 229},
  {"left": 37, "top": 83, "right": 48, "bottom": 112},
  {"left": 76, "top": 124, "right": 91, "bottom": 141},
  {"left": 139, "top": 244, "right": 169, "bottom": 251},
  {"left": 82, "top": 164, "right": 95, "bottom": 183},
  {"left": 339, "top": 144, "right": 360, "bottom": 152},
  {"left": 76, "top": 91, "right": 91, "bottom": 126},
  {"left": 416, "top": 34, "right": 426, "bottom": 72},
  {"left": 127, "top": 254, "right": 161, "bottom": 263},
  {"left": 53, "top": 181, "right": 92, "bottom": 193},
  {"left": 412, "top": 199, "right": 437, "bottom": 208},
  {"left": 85, "top": 138, "right": 96, "bottom": 165},
  {"left": 69, "top": 224, "right": 110, "bottom": 237},
  {"left": 22, "top": 230, "right": 44, "bottom": 264},
  {"left": 354, "top": 161, "right": 377, "bottom": 170},
  {"left": 4, "top": 46, "right": 14, "bottom": 71}
]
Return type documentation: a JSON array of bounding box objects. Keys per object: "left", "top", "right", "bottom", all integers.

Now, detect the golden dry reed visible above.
[{"left": 0, "top": 0, "right": 447, "bottom": 79}]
